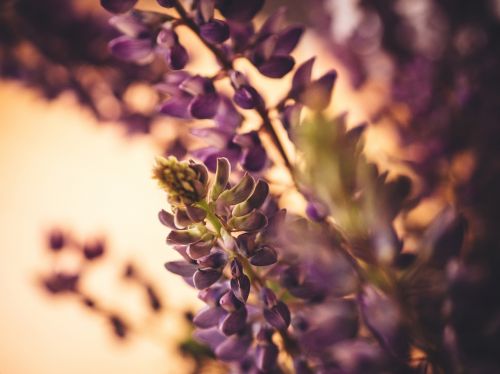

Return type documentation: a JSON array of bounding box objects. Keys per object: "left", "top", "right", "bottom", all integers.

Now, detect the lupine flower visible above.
[
  {"left": 108, "top": 10, "right": 187, "bottom": 69},
  {"left": 246, "top": 8, "right": 304, "bottom": 78},
  {"left": 101, "top": 0, "right": 138, "bottom": 14},
  {"left": 158, "top": 74, "right": 221, "bottom": 119}
]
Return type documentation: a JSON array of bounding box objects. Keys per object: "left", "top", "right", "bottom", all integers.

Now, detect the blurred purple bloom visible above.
[
  {"left": 215, "top": 0, "right": 264, "bottom": 22},
  {"left": 101, "top": 0, "right": 138, "bottom": 14},
  {"left": 43, "top": 273, "right": 79, "bottom": 294},
  {"left": 200, "top": 20, "right": 230, "bottom": 44},
  {"left": 158, "top": 74, "right": 220, "bottom": 119}
]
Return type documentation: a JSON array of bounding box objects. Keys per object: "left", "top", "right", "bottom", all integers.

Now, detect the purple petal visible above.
[
  {"left": 220, "top": 307, "right": 247, "bottom": 335},
  {"left": 83, "top": 241, "right": 105, "bottom": 260},
  {"left": 198, "top": 284, "right": 228, "bottom": 306},
  {"left": 194, "top": 327, "right": 226, "bottom": 351},
  {"left": 157, "top": 27, "right": 178, "bottom": 47},
  {"left": 156, "top": 0, "right": 175, "bottom": 7},
  {"left": 109, "top": 14, "right": 148, "bottom": 38},
  {"left": 200, "top": 20, "right": 230, "bottom": 44},
  {"left": 194, "top": 306, "right": 227, "bottom": 328},
  {"left": 228, "top": 210, "right": 267, "bottom": 232},
  {"left": 230, "top": 259, "right": 243, "bottom": 278},
  {"left": 155, "top": 71, "right": 191, "bottom": 96},
  {"left": 257, "top": 56, "right": 295, "bottom": 78},
  {"left": 306, "top": 200, "right": 329, "bottom": 221},
  {"left": 167, "top": 43, "right": 189, "bottom": 70},
  {"left": 189, "top": 93, "right": 220, "bottom": 119},
  {"left": 291, "top": 57, "right": 315, "bottom": 97},
  {"left": 232, "top": 130, "right": 260, "bottom": 148},
  {"left": 215, "top": 334, "right": 252, "bottom": 361},
  {"left": 218, "top": 173, "right": 255, "bottom": 206},
  {"left": 172, "top": 245, "right": 192, "bottom": 262},
  {"left": 214, "top": 96, "right": 243, "bottom": 130},
  {"left": 164, "top": 261, "right": 197, "bottom": 277},
  {"left": 109, "top": 36, "right": 153, "bottom": 62},
  {"left": 197, "top": 251, "right": 228, "bottom": 269},
  {"left": 241, "top": 145, "right": 267, "bottom": 172},
  {"left": 249, "top": 246, "right": 278, "bottom": 266},
  {"left": 193, "top": 268, "right": 222, "bottom": 289},
  {"left": 180, "top": 75, "right": 214, "bottom": 96},
  {"left": 256, "top": 343, "right": 279, "bottom": 372},
  {"left": 101, "top": 0, "right": 137, "bottom": 14},
  {"left": 300, "top": 70, "right": 337, "bottom": 111},
  {"left": 43, "top": 273, "right": 79, "bottom": 294},
  {"left": 263, "top": 301, "right": 291, "bottom": 330},
  {"left": 48, "top": 230, "right": 65, "bottom": 251},
  {"left": 191, "top": 146, "right": 241, "bottom": 172},
  {"left": 158, "top": 209, "right": 177, "bottom": 229},
  {"left": 332, "top": 340, "right": 385, "bottom": 372},
  {"left": 174, "top": 209, "right": 193, "bottom": 228},
  {"left": 261, "top": 287, "right": 278, "bottom": 308},
  {"left": 206, "top": 159, "right": 229, "bottom": 204},
  {"left": 185, "top": 205, "right": 207, "bottom": 222},
  {"left": 159, "top": 96, "right": 192, "bottom": 119},
  {"left": 166, "top": 229, "right": 202, "bottom": 245},
  {"left": 233, "top": 85, "right": 261, "bottom": 110},
  {"left": 219, "top": 291, "right": 244, "bottom": 312},
  {"left": 359, "top": 286, "right": 402, "bottom": 352},
  {"left": 216, "top": 0, "right": 264, "bottom": 22},
  {"left": 230, "top": 275, "right": 250, "bottom": 303},
  {"left": 274, "top": 25, "right": 303, "bottom": 55},
  {"left": 257, "top": 7, "right": 287, "bottom": 41},
  {"left": 228, "top": 21, "right": 254, "bottom": 52},
  {"left": 299, "top": 300, "right": 358, "bottom": 352},
  {"left": 187, "top": 241, "right": 213, "bottom": 260},
  {"left": 232, "top": 180, "right": 269, "bottom": 216},
  {"left": 190, "top": 127, "right": 232, "bottom": 148}
]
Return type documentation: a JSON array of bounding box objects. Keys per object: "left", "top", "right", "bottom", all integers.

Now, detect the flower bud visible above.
[{"left": 152, "top": 156, "right": 208, "bottom": 206}]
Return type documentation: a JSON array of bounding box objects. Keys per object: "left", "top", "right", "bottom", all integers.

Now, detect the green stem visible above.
[{"left": 195, "top": 200, "right": 222, "bottom": 235}]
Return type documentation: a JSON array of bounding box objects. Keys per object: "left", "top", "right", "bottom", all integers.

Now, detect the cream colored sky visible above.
[{"left": 0, "top": 83, "right": 201, "bottom": 374}]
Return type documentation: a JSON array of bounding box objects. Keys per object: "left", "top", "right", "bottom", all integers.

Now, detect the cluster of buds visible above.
[{"left": 155, "top": 156, "right": 296, "bottom": 370}]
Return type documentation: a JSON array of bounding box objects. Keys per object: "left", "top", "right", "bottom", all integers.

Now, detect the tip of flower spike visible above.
[{"left": 152, "top": 156, "right": 207, "bottom": 205}]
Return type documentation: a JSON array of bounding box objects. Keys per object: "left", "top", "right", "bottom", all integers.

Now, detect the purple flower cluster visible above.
[
  {"left": 103, "top": 0, "right": 335, "bottom": 175},
  {"left": 23, "top": 0, "right": 500, "bottom": 372},
  {"left": 154, "top": 156, "right": 358, "bottom": 371}
]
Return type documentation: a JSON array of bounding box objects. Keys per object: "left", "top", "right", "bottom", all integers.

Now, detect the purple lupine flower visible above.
[
  {"left": 158, "top": 74, "right": 221, "bottom": 119},
  {"left": 200, "top": 20, "right": 230, "bottom": 44},
  {"left": 109, "top": 10, "right": 187, "bottom": 69},
  {"left": 82, "top": 240, "right": 106, "bottom": 260},
  {"left": 101, "top": 0, "right": 138, "bottom": 14},
  {"left": 189, "top": 102, "right": 267, "bottom": 173},
  {"left": 215, "top": 0, "right": 265, "bottom": 23},
  {"left": 296, "top": 300, "right": 358, "bottom": 355},
  {"left": 48, "top": 229, "right": 66, "bottom": 251},
  {"left": 245, "top": 8, "right": 304, "bottom": 78},
  {"left": 156, "top": 0, "right": 175, "bottom": 8},
  {"left": 157, "top": 26, "right": 189, "bottom": 70},
  {"left": 261, "top": 287, "right": 291, "bottom": 331},
  {"left": 358, "top": 285, "right": 407, "bottom": 358},
  {"left": 229, "top": 71, "right": 263, "bottom": 110},
  {"left": 43, "top": 272, "right": 80, "bottom": 294}
]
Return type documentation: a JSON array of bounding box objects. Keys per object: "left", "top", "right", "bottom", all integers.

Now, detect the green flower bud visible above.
[{"left": 153, "top": 156, "right": 208, "bottom": 206}]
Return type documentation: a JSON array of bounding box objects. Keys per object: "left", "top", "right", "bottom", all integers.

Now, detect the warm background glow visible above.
[{"left": 0, "top": 83, "right": 200, "bottom": 373}]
